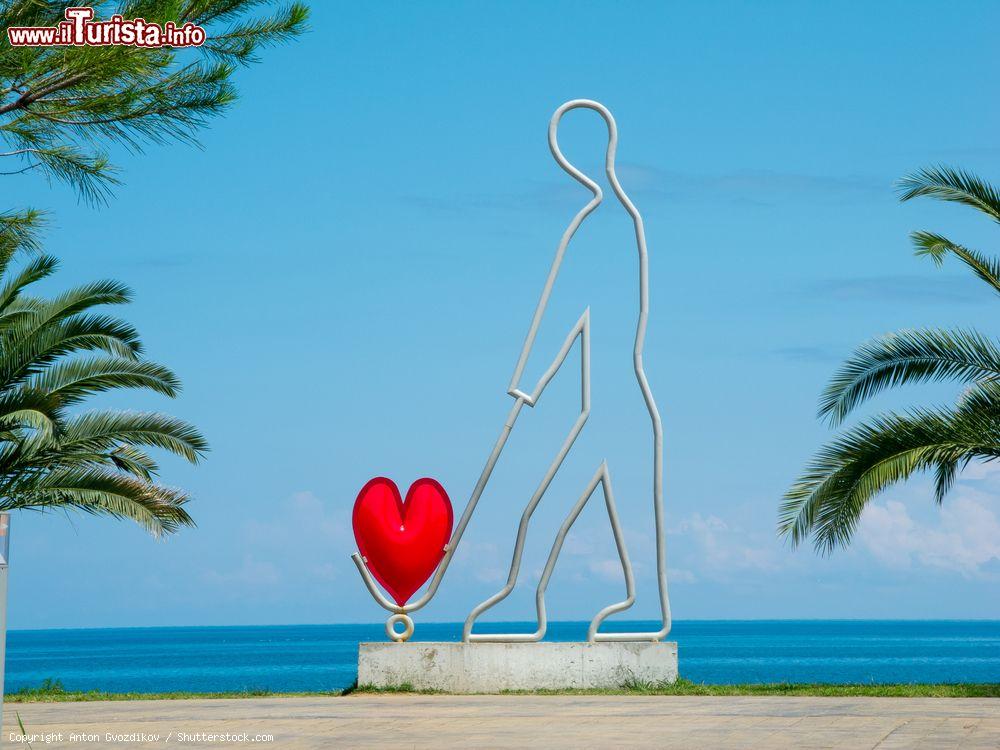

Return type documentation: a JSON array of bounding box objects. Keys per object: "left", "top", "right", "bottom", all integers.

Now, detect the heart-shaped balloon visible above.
[{"left": 352, "top": 477, "right": 453, "bottom": 606}]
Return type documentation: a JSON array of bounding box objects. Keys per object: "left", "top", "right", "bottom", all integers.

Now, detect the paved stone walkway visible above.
[{"left": 5, "top": 695, "right": 1000, "bottom": 748}]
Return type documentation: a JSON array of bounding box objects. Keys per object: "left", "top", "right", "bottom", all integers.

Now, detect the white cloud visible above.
[
  {"left": 311, "top": 563, "right": 338, "bottom": 581},
  {"left": 668, "top": 567, "right": 697, "bottom": 584},
  {"left": 239, "top": 491, "right": 350, "bottom": 548},
  {"left": 451, "top": 539, "right": 507, "bottom": 583},
  {"left": 556, "top": 528, "right": 643, "bottom": 583},
  {"left": 588, "top": 558, "right": 626, "bottom": 583},
  {"left": 203, "top": 554, "right": 281, "bottom": 587},
  {"left": 582, "top": 557, "right": 699, "bottom": 585},
  {"left": 956, "top": 460, "right": 1000, "bottom": 482},
  {"left": 201, "top": 491, "right": 350, "bottom": 592},
  {"left": 563, "top": 531, "right": 595, "bottom": 556},
  {"left": 549, "top": 512, "right": 783, "bottom": 590},
  {"left": 858, "top": 496, "right": 1000, "bottom": 576},
  {"left": 670, "top": 512, "right": 781, "bottom": 576}
]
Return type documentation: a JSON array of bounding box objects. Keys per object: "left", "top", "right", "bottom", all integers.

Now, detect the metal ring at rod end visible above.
[{"left": 386, "top": 613, "right": 414, "bottom": 642}]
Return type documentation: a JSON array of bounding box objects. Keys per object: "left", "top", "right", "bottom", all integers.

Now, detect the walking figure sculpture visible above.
[{"left": 352, "top": 99, "right": 671, "bottom": 643}]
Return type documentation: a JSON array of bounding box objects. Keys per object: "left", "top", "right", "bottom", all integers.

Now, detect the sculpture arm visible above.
[{"left": 508, "top": 307, "right": 590, "bottom": 411}]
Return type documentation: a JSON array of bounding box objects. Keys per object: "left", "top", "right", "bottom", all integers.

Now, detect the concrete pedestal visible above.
[{"left": 357, "top": 641, "right": 678, "bottom": 693}]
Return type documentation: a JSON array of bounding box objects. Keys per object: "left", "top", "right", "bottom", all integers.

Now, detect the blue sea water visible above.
[{"left": 6, "top": 620, "right": 1000, "bottom": 694}]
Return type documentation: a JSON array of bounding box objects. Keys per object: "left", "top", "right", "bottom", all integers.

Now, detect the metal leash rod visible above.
[{"left": 351, "top": 396, "right": 526, "bottom": 615}]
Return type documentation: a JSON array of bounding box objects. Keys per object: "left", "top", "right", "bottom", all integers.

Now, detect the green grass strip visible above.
[{"left": 9, "top": 677, "right": 1000, "bottom": 702}]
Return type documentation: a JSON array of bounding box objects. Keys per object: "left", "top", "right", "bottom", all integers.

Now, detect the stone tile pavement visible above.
[{"left": 5, "top": 694, "right": 1000, "bottom": 748}]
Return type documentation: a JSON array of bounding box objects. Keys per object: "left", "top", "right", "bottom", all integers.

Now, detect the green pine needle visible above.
[{"left": 0, "top": 1, "right": 309, "bottom": 203}]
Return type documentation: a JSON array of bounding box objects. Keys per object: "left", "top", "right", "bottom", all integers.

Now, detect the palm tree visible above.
[
  {"left": 0, "top": 218, "right": 206, "bottom": 536},
  {"left": 780, "top": 166, "right": 1000, "bottom": 552}
]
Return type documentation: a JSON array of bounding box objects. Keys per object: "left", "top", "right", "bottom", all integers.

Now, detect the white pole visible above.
[{"left": 0, "top": 514, "right": 10, "bottom": 734}]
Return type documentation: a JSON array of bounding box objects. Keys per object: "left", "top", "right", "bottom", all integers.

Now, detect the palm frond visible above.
[
  {"left": 28, "top": 357, "right": 180, "bottom": 406},
  {"left": 27, "top": 280, "right": 133, "bottom": 327},
  {"left": 52, "top": 411, "right": 207, "bottom": 463},
  {"left": 109, "top": 444, "right": 158, "bottom": 481},
  {"left": 0, "top": 254, "right": 58, "bottom": 314},
  {"left": 820, "top": 328, "right": 1000, "bottom": 425},
  {"left": 0, "top": 313, "right": 143, "bottom": 390},
  {"left": 0, "top": 385, "right": 64, "bottom": 440},
  {"left": 0, "top": 209, "right": 45, "bottom": 258},
  {"left": 0, "top": 249, "right": 207, "bottom": 535},
  {"left": 897, "top": 166, "right": 1000, "bottom": 223},
  {"left": 0, "top": 408, "right": 59, "bottom": 441},
  {"left": 780, "top": 407, "right": 1000, "bottom": 552},
  {"left": 911, "top": 231, "right": 1000, "bottom": 295},
  {"left": 0, "top": 468, "right": 194, "bottom": 536},
  {"left": 931, "top": 455, "right": 973, "bottom": 505},
  {"left": 956, "top": 379, "right": 1000, "bottom": 417}
]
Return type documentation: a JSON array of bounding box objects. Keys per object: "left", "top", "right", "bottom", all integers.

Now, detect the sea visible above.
[{"left": 6, "top": 620, "right": 1000, "bottom": 694}]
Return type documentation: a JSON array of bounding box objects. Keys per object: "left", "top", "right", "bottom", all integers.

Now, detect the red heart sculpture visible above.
[{"left": 352, "top": 477, "right": 453, "bottom": 606}]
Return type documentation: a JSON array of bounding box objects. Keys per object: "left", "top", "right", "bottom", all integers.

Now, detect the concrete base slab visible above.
[{"left": 357, "top": 641, "right": 678, "bottom": 692}]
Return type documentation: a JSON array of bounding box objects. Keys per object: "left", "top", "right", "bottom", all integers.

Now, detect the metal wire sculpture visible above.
[{"left": 353, "top": 99, "right": 671, "bottom": 643}]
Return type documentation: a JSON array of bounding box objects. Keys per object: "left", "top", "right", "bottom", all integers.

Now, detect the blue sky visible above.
[{"left": 9, "top": 1, "right": 1000, "bottom": 629}]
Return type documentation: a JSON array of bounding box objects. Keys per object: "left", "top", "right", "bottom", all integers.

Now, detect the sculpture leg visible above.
[
  {"left": 536, "top": 461, "right": 636, "bottom": 643},
  {"left": 462, "top": 410, "right": 587, "bottom": 642},
  {"left": 464, "top": 461, "right": 637, "bottom": 643},
  {"left": 590, "top": 432, "right": 672, "bottom": 642}
]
